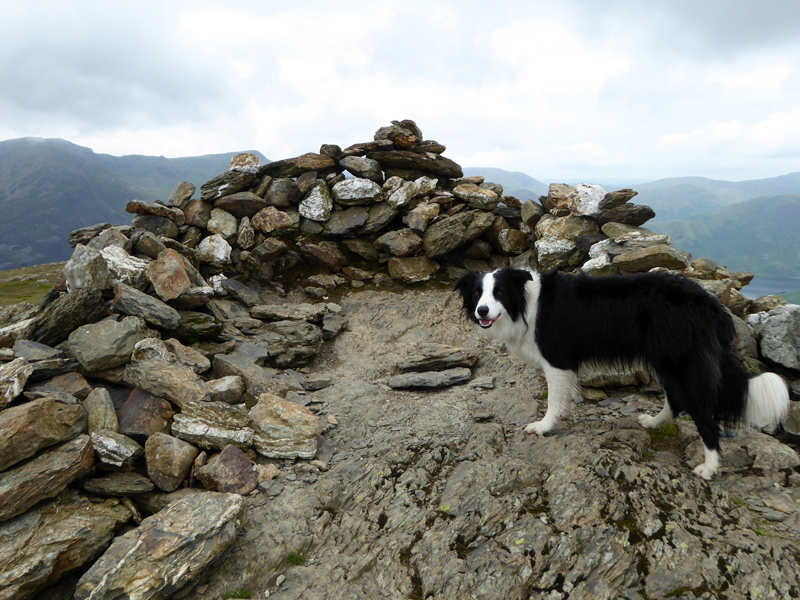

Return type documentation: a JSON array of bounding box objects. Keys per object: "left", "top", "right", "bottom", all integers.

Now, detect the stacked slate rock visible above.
[
  {"left": 0, "top": 254, "right": 336, "bottom": 596},
  {"left": 1, "top": 119, "right": 800, "bottom": 599}
]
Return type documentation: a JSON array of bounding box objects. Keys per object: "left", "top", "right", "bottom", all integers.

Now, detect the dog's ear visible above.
[
  {"left": 453, "top": 271, "right": 478, "bottom": 293},
  {"left": 507, "top": 269, "right": 533, "bottom": 289}
]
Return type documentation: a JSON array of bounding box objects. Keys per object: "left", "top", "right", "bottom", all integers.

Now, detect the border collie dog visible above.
[{"left": 455, "top": 268, "right": 790, "bottom": 479}]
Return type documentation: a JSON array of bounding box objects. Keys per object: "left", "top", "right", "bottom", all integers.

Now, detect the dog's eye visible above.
[
  {"left": 495, "top": 291, "right": 502, "bottom": 297},
  {"left": 474, "top": 290, "right": 481, "bottom": 297}
]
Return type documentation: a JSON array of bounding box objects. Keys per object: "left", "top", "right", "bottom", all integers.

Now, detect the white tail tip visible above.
[{"left": 746, "top": 373, "right": 790, "bottom": 430}]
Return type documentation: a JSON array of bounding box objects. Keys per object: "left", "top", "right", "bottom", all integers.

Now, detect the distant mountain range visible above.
[
  {"left": 0, "top": 138, "right": 267, "bottom": 270},
  {"left": 1, "top": 137, "right": 798, "bottom": 278},
  {"left": 462, "top": 167, "right": 549, "bottom": 200},
  {"left": 649, "top": 194, "right": 800, "bottom": 277},
  {"left": 632, "top": 172, "right": 800, "bottom": 223}
]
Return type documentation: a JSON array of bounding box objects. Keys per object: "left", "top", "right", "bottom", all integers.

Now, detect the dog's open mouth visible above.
[{"left": 479, "top": 315, "right": 500, "bottom": 328}]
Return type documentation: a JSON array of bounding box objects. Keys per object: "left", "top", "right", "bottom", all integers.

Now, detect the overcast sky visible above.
[{"left": 2, "top": 0, "right": 800, "bottom": 182}]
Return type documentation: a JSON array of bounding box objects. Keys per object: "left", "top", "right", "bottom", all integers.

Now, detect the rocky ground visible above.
[
  {"left": 194, "top": 286, "right": 800, "bottom": 600},
  {"left": 2, "top": 119, "right": 800, "bottom": 600}
]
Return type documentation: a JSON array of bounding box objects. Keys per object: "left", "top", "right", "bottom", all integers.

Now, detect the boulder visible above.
[
  {"left": 124, "top": 359, "right": 210, "bottom": 409},
  {"left": 237, "top": 215, "right": 256, "bottom": 249},
  {"left": 251, "top": 303, "right": 327, "bottom": 322},
  {"left": 97, "top": 246, "right": 146, "bottom": 288},
  {"left": 252, "top": 206, "right": 296, "bottom": 235},
  {"left": 118, "top": 387, "right": 173, "bottom": 442},
  {"left": 747, "top": 304, "right": 800, "bottom": 370},
  {"left": 91, "top": 430, "right": 144, "bottom": 469},
  {"left": 25, "top": 371, "right": 93, "bottom": 401},
  {"left": 146, "top": 248, "right": 194, "bottom": 301},
  {"left": 19, "top": 286, "right": 107, "bottom": 347},
  {"left": 145, "top": 432, "right": 199, "bottom": 492},
  {"left": 168, "top": 181, "right": 196, "bottom": 209},
  {"left": 386, "top": 178, "right": 419, "bottom": 208},
  {"left": 196, "top": 234, "right": 233, "bottom": 265},
  {"left": 81, "top": 472, "right": 155, "bottom": 496},
  {"left": 259, "top": 320, "right": 324, "bottom": 368},
  {"left": 340, "top": 156, "right": 383, "bottom": 183},
  {"left": 374, "top": 229, "right": 423, "bottom": 257},
  {"left": 171, "top": 400, "right": 255, "bottom": 451},
  {"left": 297, "top": 239, "right": 346, "bottom": 271},
  {"left": 207, "top": 375, "right": 246, "bottom": 404},
  {"left": 112, "top": 281, "right": 182, "bottom": 329},
  {"left": 422, "top": 210, "right": 495, "bottom": 258},
  {"left": 196, "top": 445, "right": 257, "bottom": 495},
  {"left": 200, "top": 170, "right": 258, "bottom": 202},
  {"left": 63, "top": 244, "right": 113, "bottom": 292},
  {"left": 207, "top": 207, "right": 239, "bottom": 240},
  {"left": 83, "top": 387, "right": 119, "bottom": 433},
  {"left": 261, "top": 178, "right": 293, "bottom": 207},
  {"left": 323, "top": 206, "right": 370, "bottom": 236},
  {"left": 131, "top": 214, "right": 179, "bottom": 238},
  {"left": 595, "top": 203, "right": 656, "bottom": 227},
  {"left": 0, "top": 435, "right": 94, "bottom": 522},
  {"left": 453, "top": 183, "right": 499, "bottom": 211},
  {"left": 214, "top": 191, "right": 267, "bottom": 218},
  {"left": 249, "top": 392, "right": 322, "bottom": 459},
  {"left": 598, "top": 188, "right": 638, "bottom": 210},
  {"left": 70, "top": 315, "right": 147, "bottom": 369},
  {"left": 613, "top": 245, "right": 691, "bottom": 272},
  {"left": 68, "top": 223, "right": 114, "bottom": 248},
  {"left": 131, "top": 337, "right": 211, "bottom": 374},
  {"left": 388, "top": 256, "right": 440, "bottom": 283},
  {"left": 366, "top": 150, "right": 463, "bottom": 178},
  {"left": 0, "top": 357, "right": 33, "bottom": 408},
  {"left": 73, "top": 493, "right": 246, "bottom": 600},
  {"left": 183, "top": 199, "right": 213, "bottom": 228},
  {"left": 404, "top": 202, "right": 440, "bottom": 234},
  {"left": 0, "top": 490, "right": 130, "bottom": 600},
  {"left": 0, "top": 398, "right": 86, "bottom": 471},
  {"left": 212, "top": 344, "right": 280, "bottom": 395},
  {"left": 258, "top": 153, "right": 335, "bottom": 178},
  {"left": 126, "top": 200, "right": 185, "bottom": 226},
  {"left": 299, "top": 182, "right": 334, "bottom": 222},
  {"left": 360, "top": 202, "right": 399, "bottom": 234}
]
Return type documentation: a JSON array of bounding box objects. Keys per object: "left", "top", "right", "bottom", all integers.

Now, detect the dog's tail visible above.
[{"left": 745, "top": 372, "right": 791, "bottom": 432}]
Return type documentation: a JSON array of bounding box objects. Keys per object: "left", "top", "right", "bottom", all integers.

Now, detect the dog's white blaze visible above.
[{"left": 475, "top": 272, "right": 505, "bottom": 324}]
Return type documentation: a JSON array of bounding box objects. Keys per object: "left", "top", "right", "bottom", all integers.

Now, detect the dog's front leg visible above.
[{"left": 524, "top": 365, "right": 577, "bottom": 436}]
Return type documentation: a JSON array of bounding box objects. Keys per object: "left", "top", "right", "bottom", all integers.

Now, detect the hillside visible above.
[
  {"left": 651, "top": 194, "right": 800, "bottom": 277},
  {"left": 635, "top": 172, "right": 800, "bottom": 222},
  {"left": 462, "top": 166, "right": 548, "bottom": 201},
  {"left": 0, "top": 138, "right": 267, "bottom": 270}
]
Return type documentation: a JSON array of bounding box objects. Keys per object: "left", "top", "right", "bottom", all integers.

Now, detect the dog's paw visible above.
[
  {"left": 692, "top": 462, "right": 716, "bottom": 480},
  {"left": 638, "top": 413, "right": 661, "bottom": 429},
  {"left": 524, "top": 421, "right": 552, "bottom": 436}
]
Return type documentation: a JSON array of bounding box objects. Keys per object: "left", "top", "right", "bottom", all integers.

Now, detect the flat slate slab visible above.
[{"left": 388, "top": 367, "right": 472, "bottom": 390}]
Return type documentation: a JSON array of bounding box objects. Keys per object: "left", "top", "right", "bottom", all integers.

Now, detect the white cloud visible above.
[{"left": 1, "top": 0, "right": 800, "bottom": 181}]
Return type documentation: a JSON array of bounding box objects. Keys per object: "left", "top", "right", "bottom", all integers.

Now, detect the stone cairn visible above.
[{"left": 0, "top": 119, "right": 798, "bottom": 599}]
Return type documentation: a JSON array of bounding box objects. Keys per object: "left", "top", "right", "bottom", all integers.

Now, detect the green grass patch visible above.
[
  {"left": 646, "top": 422, "right": 682, "bottom": 455},
  {"left": 221, "top": 590, "right": 251, "bottom": 599},
  {"left": 647, "top": 422, "right": 678, "bottom": 442},
  {"left": 285, "top": 551, "right": 306, "bottom": 566},
  {"left": 0, "top": 262, "right": 64, "bottom": 307}
]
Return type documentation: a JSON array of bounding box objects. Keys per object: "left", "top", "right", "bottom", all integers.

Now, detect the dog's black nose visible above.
[{"left": 477, "top": 305, "right": 489, "bottom": 317}]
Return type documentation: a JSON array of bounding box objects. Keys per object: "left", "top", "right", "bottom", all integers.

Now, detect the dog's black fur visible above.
[{"left": 454, "top": 268, "right": 789, "bottom": 478}]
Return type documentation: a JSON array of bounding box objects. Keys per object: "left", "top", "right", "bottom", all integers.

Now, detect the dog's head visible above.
[{"left": 453, "top": 268, "right": 533, "bottom": 331}]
